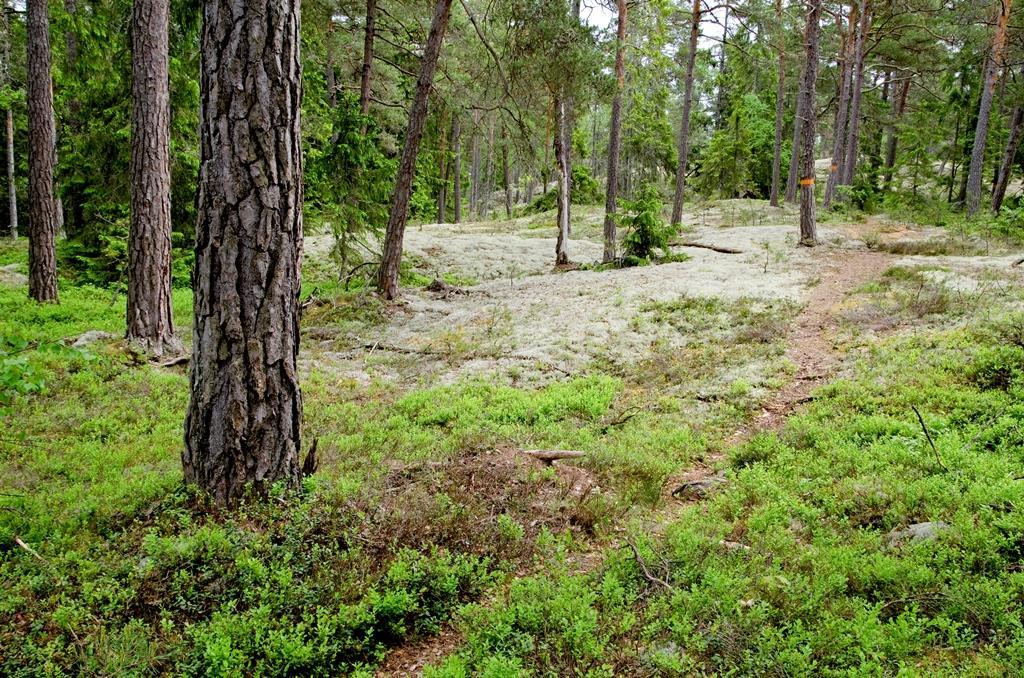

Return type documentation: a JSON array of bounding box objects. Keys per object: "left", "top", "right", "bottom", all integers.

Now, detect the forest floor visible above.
[{"left": 3, "top": 200, "right": 1024, "bottom": 676}]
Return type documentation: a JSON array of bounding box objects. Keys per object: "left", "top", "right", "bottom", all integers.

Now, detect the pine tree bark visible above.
[
  {"left": 785, "top": 62, "right": 808, "bottom": 203},
  {"left": 966, "top": 0, "right": 1012, "bottom": 216},
  {"left": 839, "top": 0, "right": 869, "bottom": 187},
  {"left": 184, "top": 0, "right": 304, "bottom": 506},
  {"left": 603, "top": 0, "right": 627, "bottom": 262},
  {"left": 823, "top": 5, "right": 853, "bottom": 208},
  {"left": 769, "top": 0, "right": 786, "bottom": 207},
  {"left": 470, "top": 111, "right": 480, "bottom": 216},
  {"left": 127, "top": 0, "right": 180, "bottom": 356},
  {"left": 554, "top": 93, "right": 570, "bottom": 265},
  {"left": 992, "top": 105, "right": 1023, "bottom": 212},
  {"left": 359, "top": 0, "right": 376, "bottom": 120},
  {"left": 26, "top": 0, "right": 59, "bottom": 301},
  {"left": 671, "top": 0, "right": 701, "bottom": 226},
  {"left": 798, "top": 0, "right": 821, "bottom": 246},
  {"left": 437, "top": 109, "right": 448, "bottom": 223},
  {"left": 2, "top": 7, "right": 16, "bottom": 239},
  {"left": 883, "top": 76, "right": 909, "bottom": 190},
  {"left": 501, "top": 130, "right": 512, "bottom": 219},
  {"left": 377, "top": 0, "right": 453, "bottom": 300},
  {"left": 452, "top": 115, "right": 461, "bottom": 223}
]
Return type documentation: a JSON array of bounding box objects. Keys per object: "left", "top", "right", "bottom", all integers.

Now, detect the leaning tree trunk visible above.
[
  {"left": 602, "top": 0, "right": 627, "bottom": 262},
  {"left": 883, "top": 76, "right": 909, "bottom": 189},
  {"left": 769, "top": 0, "right": 786, "bottom": 207},
  {"left": 127, "top": 0, "right": 181, "bottom": 356},
  {"left": 26, "top": 0, "right": 59, "bottom": 302},
  {"left": 554, "top": 93, "right": 570, "bottom": 265},
  {"left": 377, "top": 0, "right": 454, "bottom": 300},
  {"left": 452, "top": 115, "right": 461, "bottom": 223},
  {"left": 967, "top": 0, "right": 1012, "bottom": 216},
  {"left": 839, "top": 0, "right": 870, "bottom": 188},
  {"left": 992, "top": 105, "right": 1024, "bottom": 212},
  {"left": 823, "top": 5, "right": 853, "bottom": 209},
  {"left": 798, "top": 0, "right": 822, "bottom": 246},
  {"left": 670, "top": 0, "right": 701, "bottom": 226},
  {"left": 184, "top": 0, "right": 304, "bottom": 507}
]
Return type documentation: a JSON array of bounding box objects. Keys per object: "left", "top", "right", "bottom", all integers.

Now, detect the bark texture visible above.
[
  {"left": 453, "top": 115, "right": 461, "bottom": 223},
  {"left": 769, "top": 0, "right": 785, "bottom": 207},
  {"left": 839, "top": 0, "right": 870, "bottom": 188},
  {"left": 823, "top": 6, "right": 853, "bottom": 208},
  {"left": 798, "top": 0, "right": 821, "bottom": 246},
  {"left": 602, "top": 0, "right": 627, "bottom": 262},
  {"left": 670, "top": 0, "right": 701, "bottom": 226},
  {"left": 26, "top": 0, "right": 59, "bottom": 301},
  {"left": 785, "top": 63, "right": 807, "bottom": 203},
  {"left": 966, "top": 0, "right": 1012, "bottom": 216},
  {"left": 5, "top": 109, "right": 14, "bottom": 238},
  {"left": 184, "top": 0, "right": 305, "bottom": 506},
  {"left": 883, "top": 76, "right": 909, "bottom": 189},
  {"left": 992, "top": 105, "right": 1024, "bottom": 212},
  {"left": 127, "top": 0, "right": 181, "bottom": 356},
  {"left": 377, "top": 0, "right": 453, "bottom": 300},
  {"left": 554, "top": 94, "right": 570, "bottom": 265},
  {"left": 359, "top": 0, "right": 376, "bottom": 119}
]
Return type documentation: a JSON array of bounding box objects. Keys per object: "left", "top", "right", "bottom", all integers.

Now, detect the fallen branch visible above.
[
  {"left": 672, "top": 241, "right": 744, "bottom": 254},
  {"left": 522, "top": 449, "right": 586, "bottom": 465},
  {"left": 912, "top": 405, "right": 948, "bottom": 472},
  {"left": 1013, "top": 257, "right": 1024, "bottom": 267},
  {"left": 625, "top": 537, "right": 674, "bottom": 591},
  {"left": 156, "top": 354, "right": 189, "bottom": 368},
  {"left": 15, "top": 536, "right": 48, "bottom": 564}
]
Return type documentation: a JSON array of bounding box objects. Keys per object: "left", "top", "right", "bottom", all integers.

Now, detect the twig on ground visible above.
[
  {"left": 625, "top": 537, "right": 674, "bottom": 591},
  {"left": 15, "top": 536, "right": 48, "bottom": 564},
  {"left": 912, "top": 405, "right": 948, "bottom": 472}
]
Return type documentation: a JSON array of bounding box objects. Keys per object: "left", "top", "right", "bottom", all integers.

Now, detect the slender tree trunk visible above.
[
  {"left": 823, "top": 6, "right": 852, "bottom": 208},
  {"left": 452, "top": 115, "right": 461, "bottom": 223},
  {"left": 127, "top": 0, "right": 180, "bottom": 356},
  {"left": 184, "top": 0, "right": 304, "bottom": 506},
  {"left": 798, "top": 0, "right": 822, "bottom": 246},
  {"left": 359, "top": 0, "right": 376, "bottom": 120},
  {"left": 992, "top": 105, "right": 1023, "bottom": 212},
  {"left": 967, "top": 0, "right": 1012, "bottom": 216},
  {"left": 883, "top": 76, "right": 909, "bottom": 190},
  {"left": 603, "top": 0, "right": 627, "bottom": 262},
  {"left": 437, "top": 110, "right": 448, "bottom": 223},
  {"left": 714, "top": 6, "right": 730, "bottom": 129},
  {"left": 868, "top": 71, "right": 889, "bottom": 187},
  {"left": 5, "top": 109, "right": 15, "bottom": 238},
  {"left": 839, "top": 0, "right": 870, "bottom": 187},
  {"left": 785, "top": 64, "right": 808, "bottom": 203},
  {"left": 470, "top": 111, "right": 480, "bottom": 216},
  {"left": 26, "top": 0, "right": 59, "bottom": 301},
  {"left": 501, "top": 130, "right": 512, "bottom": 219},
  {"left": 377, "top": 0, "right": 453, "bottom": 299},
  {"left": 671, "top": 0, "right": 701, "bottom": 226},
  {"left": 769, "top": 0, "right": 786, "bottom": 207},
  {"left": 554, "top": 93, "right": 570, "bottom": 265}
]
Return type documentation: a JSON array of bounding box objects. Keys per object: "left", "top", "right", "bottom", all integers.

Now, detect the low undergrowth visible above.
[{"left": 428, "top": 313, "right": 1024, "bottom": 675}]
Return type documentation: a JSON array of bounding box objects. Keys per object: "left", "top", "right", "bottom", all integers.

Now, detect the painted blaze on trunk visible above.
[{"left": 184, "top": 0, "right": 304, "bottom": 506}]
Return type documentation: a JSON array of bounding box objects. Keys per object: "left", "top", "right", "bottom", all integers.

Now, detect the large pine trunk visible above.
[
  {"left": 377, "top": 0, "right": 453, "bottom": 300},
  {"left": 883, "top": 77, "right": 910, "bottom": 189},
  {"left": 184, "top": 0, "right": 305, "bottom": 506},
  {"left": 798, "top": 0, "right": 821, "bottom": 246},
  {"left": 26, "top": 0, "right": 59, "bottom": 302},
  {"left": 992, "top": 105, "right": 1024, "bottom": 212},
  {"left": 554, "top": 94, "right": 570, "bottom": 265},
  {"left": 602, "top": 0, "right": 627, "bottom": 262},
  {"left": 823, "top": 5, "right": 853, "bottom": 209},
  {"left": 670, "top": 0, "right": 701, "bottom": 226},
  {"left": 966, "top": 0, "right": 1012, "bottom": 216},
  {"left": 127, "top": 0, "right": 181, "bottom": 356},
  {"left": 769, "top": 0, "right": 785, "bottom": 207}
]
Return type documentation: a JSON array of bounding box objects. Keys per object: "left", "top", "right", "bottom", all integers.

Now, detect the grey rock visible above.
[
  {"left": 672, "top": 472, "right": 727, "bottom": 500},
  {"left": 0, "top": 264, "right": 28, "bottom": 287},
  {"left": 72, "top": 330, "right": 117, "bottom": 347},
  {"left": 885, "top": 521, "right": 949, "bottom": 548}
]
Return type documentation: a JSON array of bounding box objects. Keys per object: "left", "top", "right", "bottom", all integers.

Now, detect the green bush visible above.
[{"left": 620, "top": 184, "right": 675, "bottom": 265}]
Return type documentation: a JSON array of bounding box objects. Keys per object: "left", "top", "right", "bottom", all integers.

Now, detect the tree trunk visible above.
[
  {"left": 184, "top": 0, "right": 304, "bottom": 506},
  {"left": 603, "top": 0, "right": 627, "bottom": 262},
  {"left": 5, "top": 109, "right": 15, "bottom": 238},
  {"left": 769, "top": 0, "right": 786, "bottom": 207},
  {"left": 798, "top": 0, "right": 821, "bottom": 246},
  {"left": 470, "top": 111, "right": 480, "bottom": 216},
  {"left": 992, "top": 105, "right": 1023, "bottom": 212},
  {"left": 966, "top": 0, "right": 1012, "bottom": 216},
  {"left": 501, "top": 130, "right": 512, "bottom": 219},
  {"left": 839, "top": 0, "right": 869, "bottom": 188},
  {"left": 785, "top": 65, "right": 808, "bottom": 203},
  {"left": 359, "top": 0, "right": 376, "bottom": 120},
  {"left": 26, "top": 0, "right": 59, "bottom": 301},
  {"left": 823, "top": 5, "right": 853, "bottom": 209},
  {"left": 437, "top": 109, "right": 448, "bottom": 223},
  {"left": 670, "top": 0, "right": 701, "bottom": 226},
  {"left": 377, "top": 0, "right": 453, "bottom": 300},
  {"left": 452, "top": 115, "right": 461, "bottom": 223},
  {"left": 127, "top": 0, "right": 180, "bottom": 356},
  {"left": 554, "top": 93, "right": 570, "bottom": 265},
  {"left": 883, "top": 76, "right": 909, "bottom": 190}
]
